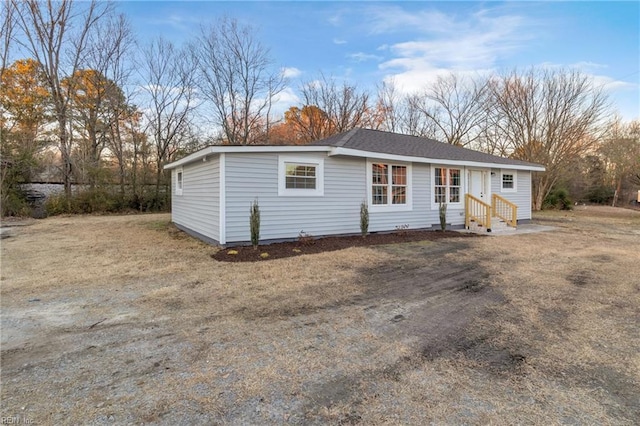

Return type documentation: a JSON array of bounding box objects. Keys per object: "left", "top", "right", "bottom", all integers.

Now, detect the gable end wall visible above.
[{"left": 171, "top": 156, "right": 220, "bottom": 242}]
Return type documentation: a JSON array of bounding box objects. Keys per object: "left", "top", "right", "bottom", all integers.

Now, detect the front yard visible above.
[{"left": 1, "top": 206, "right": 639, "bottom": 424}]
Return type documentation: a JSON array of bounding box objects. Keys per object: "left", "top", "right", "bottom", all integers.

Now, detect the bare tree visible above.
[
  {"left": 402, "top": 93, "right": 438, "bottom": 139},
  {"left": 13, "top": 0, "right": 111, "bottom": 201},
  {"left": 1, "top": 0, "right": 15, "bottom": 75},
  {"left": 194, "top": 17, "right": 284, "bottom": 145},
  {"left": 600, "top": 119, "right": 640, "bottom": 206},
  {"left": 138, "top": 37, "right": 197, "bottom": 202},
  {"left": 287, "top": 74, "right": 371, "bottom": 143},
  {"left": 374, "top": 79, "right": 402, "bottom": 132},
  {"left": 370, "top": 79, "right": 442, "bottom": 139},
  {"left": 410, "top": 73, "right": 489, "bottom": 147},
  {"left": 488, "top": 68, "right": 611, "bottom": 210}
]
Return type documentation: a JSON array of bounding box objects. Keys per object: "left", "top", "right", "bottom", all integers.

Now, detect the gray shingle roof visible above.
[{"left": 310, "top": 128, "right": 543, "bottom": 169}]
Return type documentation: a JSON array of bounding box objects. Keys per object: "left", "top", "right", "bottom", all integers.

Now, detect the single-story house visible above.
[{"left": 164, "top": 128, "right": 545, "bottom": 246}]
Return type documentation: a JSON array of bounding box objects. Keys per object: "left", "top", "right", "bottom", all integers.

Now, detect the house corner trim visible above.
[{"left": 219, "top": 153, "right": 226, "bottom": 245}]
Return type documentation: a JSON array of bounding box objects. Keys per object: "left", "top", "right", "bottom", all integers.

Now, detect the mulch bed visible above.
[{"left": 211, "top": 230, "right": 483, "bottom": 262}]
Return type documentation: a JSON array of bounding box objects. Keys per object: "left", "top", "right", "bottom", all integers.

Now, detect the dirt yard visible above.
[{"left": 1, "top": 206, "right": 639, "bottom": 424}]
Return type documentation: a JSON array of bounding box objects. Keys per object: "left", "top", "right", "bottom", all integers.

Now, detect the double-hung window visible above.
[
  {"left": 286, "top": 164, "right": 316, "bottom": 189},
  {"left": 278, "top": 155, "right": 324, "bottom": 196},
  {"left": 369, "top": 162, "right": 411, "bottom": 209},
  {"left": 501, "top": 170, "right": 517, "bottom": 192},
  {"left": 434, "top": 167, "right": 461, "bottom": 204}
]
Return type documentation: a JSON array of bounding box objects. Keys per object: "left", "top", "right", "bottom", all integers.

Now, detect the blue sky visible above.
[{"left": 119, "top": 1, "right": 639, "bottom": 120}]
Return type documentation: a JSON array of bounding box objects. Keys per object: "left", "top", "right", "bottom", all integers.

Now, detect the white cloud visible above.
[
  {"left": 270, "top": 87, "right": 300, "bottom": 117},
  {"left": 148, "top": 14, "right": 200, "bottom": 32},
  {"left": 534, "top": 62, "right": 635, "bottom": 92},
  {"left": 328, "top": 12, "right": 344, "bottom": 27},
  {"left": 366, "top": 6, "right": 458, "bottom": 35},
  {"left": 282, "top": 67, "right": 302, "bottom": 78},
  {"left": 571, "top": 61, "right": 608, "bottom": 70},
  {"left": 371, "top": 7, "right": 533, "bottom": 94},
  {"left": 348, "top": 52, "right": 383, "bottom": 63},
  {"left": 333, "top": 38, "right": 347, "bottom": 45},
  {"left": 590, "top": 74, "right": 636, "bottom": 92}
]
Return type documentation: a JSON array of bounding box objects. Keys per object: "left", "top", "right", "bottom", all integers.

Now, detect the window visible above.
[
  {"left": 434, "top": 167, "right": 461, "bottom": 204},
  {"left": 278, "top": 155, "right": 324, "bottom": 196},
  {"left": 501, "top": 170, "right": 517, "bottom": 192},
  {"left": 368, "top": 161, "right": 411, "bottom": 209},
  {"left": 286, "top": 164, "right": 316, "bottom": 189},
  {"left": 175, "top": 168, "right": 183, "bottom": 195}
]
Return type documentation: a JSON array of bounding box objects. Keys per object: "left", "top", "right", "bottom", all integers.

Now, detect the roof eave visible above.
[
  {"left": 328, "top": 147, "right": 546, "bottom": 171},
  {"left": 164, "top": 145, "right": 333, "bottom": 170}
]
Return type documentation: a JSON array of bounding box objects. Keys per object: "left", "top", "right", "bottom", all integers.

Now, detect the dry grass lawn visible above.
[{"left": 1, "top": 206, "right": 639, "bottom": 424}]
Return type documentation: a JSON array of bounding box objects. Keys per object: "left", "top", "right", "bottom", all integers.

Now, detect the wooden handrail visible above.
[
  {"left": 492, "top": 194, "right": 518, "bottom": 227},
  {"left": 465, "top": 194, "right": 492, "bottom": 231}
]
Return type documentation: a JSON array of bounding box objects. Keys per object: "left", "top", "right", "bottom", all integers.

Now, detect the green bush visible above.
[
  {"left": 586, "top": 186, "right": 614, "bottom": 204},
  {"left": 44, "top": 188, "right": 170, "bottom": 216},
  {"left": 1, "top": 187, "right": 31, "bottom": 217},
  {"left": 250, "top": 198, "right": 260, "bottom": 249},
  {"left": 360, "top": 200, "right": 369, "bottom": 238},
  {"left": 44, "top": 193, "right": 69, "bottom": 216},
  {"left": 439, "top": 202, "right": 447, "bottom": 231},
  {"left": 543, "top": 187, "right": 573, "bottom": 210}
]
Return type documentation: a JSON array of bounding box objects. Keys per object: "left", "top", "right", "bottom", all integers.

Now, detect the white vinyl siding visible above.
[
  {"left": 170, "top": 153, "right": 536, "bottom": 246},
  {"left": 491, "top": 168, "right": 532, "bottom": 220},
  {"left": 171, "top": 157, "right": 220, "bottom": 242},
  {"left": 224, "top": 153, "right": 437, "bottom": 244},
  {"left": 226, "top": 153, "right": 359, "bottom": 243}
]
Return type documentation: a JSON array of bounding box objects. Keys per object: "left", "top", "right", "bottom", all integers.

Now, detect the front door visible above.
[{"left": 468, "top": 170, "right": 487, "bottom": 201}]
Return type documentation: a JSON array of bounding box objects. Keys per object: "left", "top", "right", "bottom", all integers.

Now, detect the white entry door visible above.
[{"left": 468, "top": 170, "right": 487, "bottom": 201}]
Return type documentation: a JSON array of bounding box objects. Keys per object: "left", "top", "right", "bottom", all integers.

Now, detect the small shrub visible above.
[
  {"left": 44, "top": 193, "right": 69, "bottom": 216},
  {"left": 1, "top": 187, "right": 31, "bottom": 217},
  {"left": 360, "top": 200, "right": 369, "bottom": 238},
  {"left": 298, "top": 230, "right": 314, "bottom": 246},
  {"left": 544, "top": 187, "right": 573, "bottom": 210},
  {"left": 586, "top": 186, "right": 614, "bottom": 204},
  {"left": 439, "top": 202, "right": 447, "bottom": 231},
  {"left": 42, "top": 188, "right": 171, "bottom": 216},
  {"left": 249, "top": 198, "right": 260, "bottom": 250}
]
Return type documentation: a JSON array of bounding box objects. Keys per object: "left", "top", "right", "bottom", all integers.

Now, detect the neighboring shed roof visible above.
[{"left": 310, "top": 128, "right": 544, "bottom": 169}]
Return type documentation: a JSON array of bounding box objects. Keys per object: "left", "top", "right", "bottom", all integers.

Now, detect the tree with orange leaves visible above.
[
  {"left": 0, "top": 58, "right": 51, "bottom": 214},
  {"left": 63, "top": 68, "right": 126, "bottom": 186}
]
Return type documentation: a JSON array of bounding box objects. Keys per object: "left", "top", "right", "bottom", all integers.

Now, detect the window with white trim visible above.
[
  {"left": 175, "top": 168, "right": 183, "bottom": 196},
  {"left": 278, "top": 155, "right": 324, "bottom": 196},
  {"left": 434, "top": 167, "right": 461, "bottom": 204},
  {"left": 286, "top": 164, "right": 316, "bottom": 189},
  {"left": 501, "top": 170, "right": 517, "bottom": 192},
  {"left": 369, "top": 162, "right": 411, "bottom": 208}
]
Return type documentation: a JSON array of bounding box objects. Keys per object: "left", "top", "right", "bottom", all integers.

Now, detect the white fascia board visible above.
[
  {"left": 328, "top": 147, "right": 545, "bottom": 172},
  {"left": 164, "top": 145, "right": 332, "bottom": 170}
]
